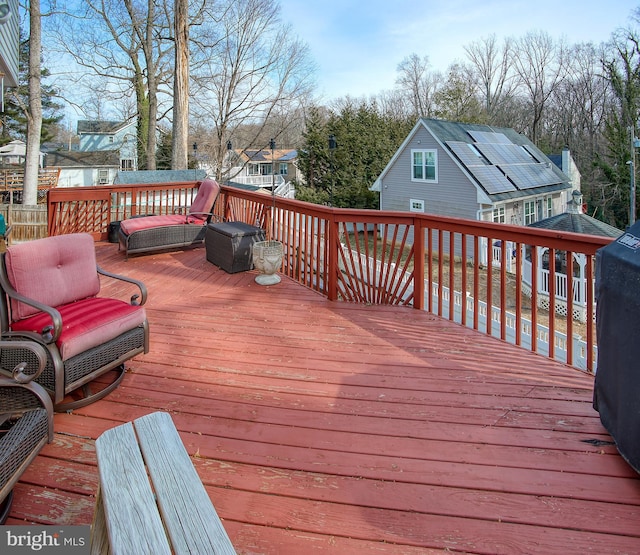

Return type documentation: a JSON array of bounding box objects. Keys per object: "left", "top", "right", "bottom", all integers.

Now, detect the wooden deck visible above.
[{"left": 6, "top": 243, "right": 640, "bottom": 554}]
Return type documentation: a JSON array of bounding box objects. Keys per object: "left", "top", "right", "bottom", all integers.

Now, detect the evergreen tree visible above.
[
  {"left": 598, "top": 25, "right": 640, "bottom": 229},
  {"left": 1, "top": 31, "right": 63, "bottom": 145},
  {"left": 156, "top": 130, "right": 173, "bottom": 170},
  {"left": 296, "top": 102, "right": 412, "bottom": 209},
  {"left": 295, "top": 106, "right": 332, "bottom": 205}
]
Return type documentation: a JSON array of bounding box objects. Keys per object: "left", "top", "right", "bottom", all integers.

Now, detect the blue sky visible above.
[{"left": 279, "top": 0, "right": 638, "bottom": 101}]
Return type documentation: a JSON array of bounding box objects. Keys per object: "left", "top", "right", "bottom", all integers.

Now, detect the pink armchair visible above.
[{"left": 0, "top": 233, "right": 149, "bottom": 411}]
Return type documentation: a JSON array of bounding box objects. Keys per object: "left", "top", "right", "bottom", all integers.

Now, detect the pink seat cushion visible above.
[
  {"left": 120, "top": 214, "right": 194, "bottom": 234},
  {"left": 10, "top": 297, "right": 147, "bottom": 361},
  {"left": 119, "top": 179, "right": 220, "bottom": 236},
  {"left": 5, "top": 233, "right": 101, "bottom": 321},
  {"left": 188, "top": 179, "right": 220, "bottom": 216}
]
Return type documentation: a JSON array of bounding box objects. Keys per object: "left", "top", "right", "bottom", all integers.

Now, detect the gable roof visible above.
[
  {"left": 77, "top": 120, "right": 134, "bottom": 134},
  {"left": 374, "top": 118, "right": 571, "bottom": 202},
  {"left": 113, "top": 169, "right": 208, "bottom": 185},
  {"left": 45, "top": 150, "right": 120, "bottom": 168},
  {"left": 237, "top": 148, "right": 297, "bottom": 163}
]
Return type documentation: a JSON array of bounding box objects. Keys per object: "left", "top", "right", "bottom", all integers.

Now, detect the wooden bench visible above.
[{"left": 90, "top": 411, "right": 236, "bottom": 555}]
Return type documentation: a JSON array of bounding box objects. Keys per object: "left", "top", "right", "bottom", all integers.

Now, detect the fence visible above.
[{"left": 48, "top": 182, "right": 613, "bottom": 373}]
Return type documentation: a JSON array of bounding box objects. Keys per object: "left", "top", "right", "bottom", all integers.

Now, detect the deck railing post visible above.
[
  {"left": 327, "top": 211, "right": 339, "bottom": 301},
  {"left": 413, "top": 217, "right": 425, "bottom": 310}
]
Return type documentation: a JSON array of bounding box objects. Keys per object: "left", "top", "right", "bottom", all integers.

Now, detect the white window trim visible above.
[
  {"left": 524, "top": 200, "right": 536, "bottom": 225},
  {"left": 411, "top": 149, "right": 438, "bottom": 183},
  {"left": 493, "top": 205, "right": 505, "bottom": 223},
  {"left": 410, "top": 199, "right": 425, "bottom": 213}
]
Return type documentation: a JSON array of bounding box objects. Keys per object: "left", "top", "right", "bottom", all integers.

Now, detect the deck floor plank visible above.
[{"left": 7, "top": 244, "right": 640, "bottom": 554}]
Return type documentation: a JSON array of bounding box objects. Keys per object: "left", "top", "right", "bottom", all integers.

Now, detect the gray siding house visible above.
[
  {"left": 372, "top": 118, "right": 573, "bottom": 227},
  {"left": 0, "top": 0, "right": 18, "bottom": 111}
]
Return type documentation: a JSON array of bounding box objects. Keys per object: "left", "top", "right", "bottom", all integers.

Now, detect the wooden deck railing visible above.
[
  {"left": 47, "top": 182, "right": 200, "bottom": 237},
  {"left": 48, "top": 182, "right": 613, "bottom": 373}
]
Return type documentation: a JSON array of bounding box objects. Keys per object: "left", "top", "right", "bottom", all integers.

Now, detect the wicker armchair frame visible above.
[
  {"left": 0, "top": 250, "right": 150, "bottom": 412},
  {"left": 0, "top": 340, "right": 53, "bottom": 523}
]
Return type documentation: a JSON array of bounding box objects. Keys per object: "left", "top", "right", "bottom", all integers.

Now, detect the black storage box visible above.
[
  {"left": 594, "top": 220, "right": 640, "bottom": 473},
  {"left": 206, "top": 221, "right": 265, "bottom": 273}
]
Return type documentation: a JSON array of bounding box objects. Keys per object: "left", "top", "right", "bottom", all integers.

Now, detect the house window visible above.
[
  {"left": 545, "top": 196, "right": 553, "bottom": 218},
  {"left": 411, "top": 149, "right": 437, "bottom": 182},
  {"left": 279, "top": 163, "right": 288, "bottom": 175},
  {"left": 260, "top": 163, "right": 272, "bottom": 176},
  {"left": 410, "top": 199, "right": 425, "bottom": 213},
  {"left": 524, "top": 200, "right": 536, "bottom": 224},
  {"left": 98, "top": 169, "right": 109, "bottom": 184},
  {"left": 108, "top": 136, "right": 114, "bottom": 144},
  {"left": 121, "top": 159, "right": 134, "bottom": 171},
  {"left": 248, "top": 165, "right": 259, "bottom": 176},
  {"left": 493, "top": 205, "right": 505, "bottom": 223}
]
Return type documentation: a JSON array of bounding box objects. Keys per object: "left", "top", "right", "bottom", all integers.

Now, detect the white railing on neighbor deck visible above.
[
  {"left": 230, "top": 175, "right": 286, "bottom": 188},
  {"left": 275, "top": 180, "right": 296, "bottom": 199},
  {"left": 342, "top": 246, "right": 593, "bottom": 372}
]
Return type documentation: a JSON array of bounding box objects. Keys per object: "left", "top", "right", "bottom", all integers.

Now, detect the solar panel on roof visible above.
[
  {"left": 467, "top": 130, "right": 511, "bottom": 144},
  {"left": 475, "top": 143, "right": 535, "bottom": 165},
  {"left": 446, "top": 141, "right": 486, "bottom": 167},
  {"left": 522, "top": 144, "right": 543, "bottom": 163},
  {"left": 467, "top": 165, "right": 517, "bottom": 194},
  {"left": 498, "top": 163, "right": 562, "bottom": 190}
]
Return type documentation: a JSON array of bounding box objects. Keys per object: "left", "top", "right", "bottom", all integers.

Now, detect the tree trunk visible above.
[
  {"left": 144, "top": 0, "right": 157, "bottom": 170},
  {"left": 172, "top": 0, "right": 189, "bottom": 170},
  {"left": 24, "top": 0, "right": 42, "bottom": 206}
]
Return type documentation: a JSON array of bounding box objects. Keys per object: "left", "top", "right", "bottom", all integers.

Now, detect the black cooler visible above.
[{"left": 594, "top": 220, "right": 640, "bottom": 473}]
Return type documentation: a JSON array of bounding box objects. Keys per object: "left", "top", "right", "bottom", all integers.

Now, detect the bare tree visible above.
[
  {"left": 48, "top": 0, "right": 173, "bottom": 169},
  {"left": 395, "top": 53, "right": 441, "bottom": 117},
  {"left": 463, "top": 34, "right": 516, "bottom": 124},
  {"left": 190, "top": 0, "right": 315, "bottom": 180},
  {"left": 511, "top": 31, "right": 569, "bottom": 144},
  {"left": 24, "top": 0, "right": 42, "bottom": 205},
  {"left": 432, "top": 63, "right": 483, "bottom": 123}
]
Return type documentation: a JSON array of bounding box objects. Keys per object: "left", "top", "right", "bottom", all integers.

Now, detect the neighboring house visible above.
[
  {"left": 372, "top": 118, "right": 574, "bottom": 227},
  {"left": 228, "top": 148, "right": 298, "bottom": 198},
  {"left": 77, "top": 119, "right": 139, "bottom": 172},
  {"left": 0, "top": 140, "right": 44, "bottom": 167},
  {"left": 548, "top": 147, "right": 581, "bottom": 191},
  {"left": 0, "top": 0, "right": 18, "bottom": 110},
  {"left": 45, "top": 150, "right": 120, "bottom": 187}
]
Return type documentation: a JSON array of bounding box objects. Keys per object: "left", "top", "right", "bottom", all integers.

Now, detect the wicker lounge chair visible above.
[
  {"left": 0, "top": 233, "right": 149, "bottom": 411},
  {"left": 118, "top": 178, "right": 221, "bottom": 257},
  {"left": 0, "top": 340, "right": 53, "bottom": 523}
]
